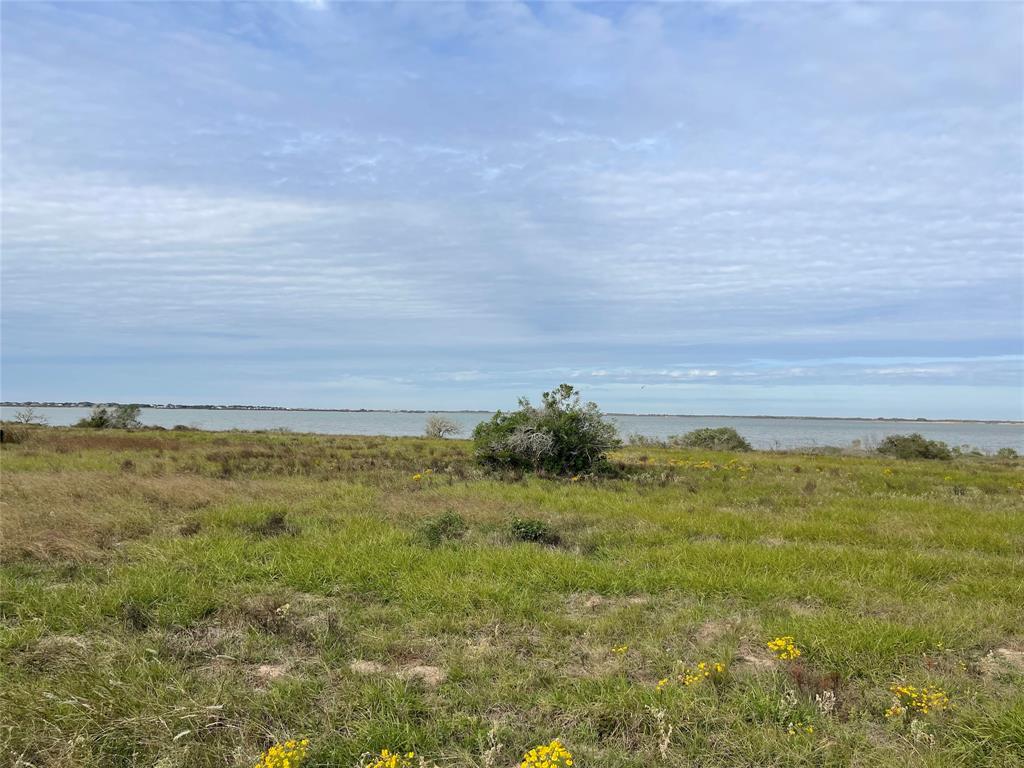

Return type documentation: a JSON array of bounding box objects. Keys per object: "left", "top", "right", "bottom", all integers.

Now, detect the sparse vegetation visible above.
[
  {"left": 1, "top": 425, "right": 1022, "bottom": 767},
  {"left": 473, "top": 384, "right": 620, "bottom": 475},
  {"left": 877, "top": 432, "right": 953, "bottom": 460},
  {"left": 670, "top": 427, "right": 752, "bottom": 452}
]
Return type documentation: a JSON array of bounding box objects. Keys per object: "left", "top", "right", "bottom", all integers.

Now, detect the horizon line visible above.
[{"left": 2, "top": 401, "right": 1021, "bottom": 425}]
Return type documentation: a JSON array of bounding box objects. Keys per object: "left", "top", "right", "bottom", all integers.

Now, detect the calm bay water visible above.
[{"left": 4, "top": 407, "right": 1021, "bottom": 452}]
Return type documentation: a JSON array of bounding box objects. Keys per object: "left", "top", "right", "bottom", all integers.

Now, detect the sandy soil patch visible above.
[
  {"left": 349, "top": 659, "right": 387, "bottom": 675},
  {"left": 396, "top": 664, "right": 446, "bottom": 687}
]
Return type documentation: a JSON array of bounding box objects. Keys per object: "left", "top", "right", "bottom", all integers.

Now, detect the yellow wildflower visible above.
[
  {"left": 888, "top": 683, "right": 950, "bottom": 717},
  {"left": 767, "top": 636, "right": 801, "bottom": 661},
  {"left": 254, "top": 739, "right": 309, "bottom": 768},
  {"left": 521, "top": 739, "right": 573, "bottom": 768},
  {"left": 365, "top": 749, "right": 417, "bottom": 768},
  {"left": 677, "top": 660, "right": 726, "bottom": 686}
]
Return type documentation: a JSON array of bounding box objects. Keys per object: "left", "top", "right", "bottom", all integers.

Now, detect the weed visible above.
[
  {"left": 421, "top": 511, "right": 469, "bottom": 546},
  {"left": 509, "top": 516, "right": 560, "bottom": 545}
]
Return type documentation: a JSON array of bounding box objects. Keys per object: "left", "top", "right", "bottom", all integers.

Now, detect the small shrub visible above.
[
  {"left": 120, "top": 600, "right": 151, "bottom": 631},
  {"left": 424, "top": 416, "right": 463, "bottom": 439},
  {"left": 510, "top": 516, "right": 559, "bottom": 545},
  {"left": 422, "top": 511, "right": 468, "bottom": 546},
  {"left": 473, "top": 384, "right": 620, "bottom": 475},
  {"left": 996, "top": 447, "right": 1019, "bottom": 459},
  {"left": 877, "top": 433, "right": 952, "bottom": 460},
  {"left": 0, "top": 425, "right": 30, "bottom": 444},
  {"left": 75, "top": 404, "right": 143, "bottom": 430},
  {"left": 670, "top": 427, "right": 752, "bottom": 452}
]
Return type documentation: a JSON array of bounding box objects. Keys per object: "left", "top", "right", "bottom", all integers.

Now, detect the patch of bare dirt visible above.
[
  {"left": 349, "top": 659, "right": 386, "bottom": 675},
  {"left": 979, "top": 647, "right": 1024, "bottom": 677},
  {"left": 395, "top": 664, "right": 446, "bottom": 687},
  {"left": 732, "top": 645, "right": 778, "bottom": 676},
  {"left": 695, "top": 617, "right": 739, "bottom": 645},
  {"left": 563, "top": 643, "right": 623, "bottom": 680},
  {"left": 254, "top": 663, "right": 288, "bottom": 681}
]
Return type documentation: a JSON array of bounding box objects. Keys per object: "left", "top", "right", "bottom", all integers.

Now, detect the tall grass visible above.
[{"left": 1, "top": 427, "right": 1022, "bottom": 767}]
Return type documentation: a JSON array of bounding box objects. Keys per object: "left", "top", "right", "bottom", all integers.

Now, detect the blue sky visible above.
[{"left": 2, "top": 1, "right": 1022, "bottom": 418}]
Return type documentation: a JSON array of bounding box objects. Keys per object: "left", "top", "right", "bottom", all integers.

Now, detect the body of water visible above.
[{"left": 4, "top": 407, "right": 1021, "bottom": 452}]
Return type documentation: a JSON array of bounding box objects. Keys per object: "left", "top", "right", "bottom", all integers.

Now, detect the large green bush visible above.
[
  {"left": 75, "top": 404, "right": 143, "bottom": 430},
  {"left": 472, "top": 384, "right": 620, "bottom": 475},
  {"left": 877, "top": 433, "right": 952, "bottom": 460},
  {"left": 671, "top": 427, "right": 752, "bottom": 452}
]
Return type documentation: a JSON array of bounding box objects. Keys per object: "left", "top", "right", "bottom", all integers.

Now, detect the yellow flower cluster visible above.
[
  {"left": 612, "top": 644, "right": 628, "bottom": 655},
  {"left": 767, "top": 636, "right": 801, "bottom": 661},
  {"left": 886, "top": 684, "right": 950, "bottom": 717},
  {"left": 656, "top": 661, "right": 725, "bottom": 690},
  {"left": 520, "top": 739, "right": 574, "bottom": 768},
  {"left": 679, "top": 661, "right": 726, "bottom": 686},
  {"left": 365, "top": 749, "right": 417, "bottom": 768},
  {"left": 254, "top": 739, "right": 309, "bottom": 768},
  {"left": 411, "top": 469, "right": 434, "bottom": 481}
]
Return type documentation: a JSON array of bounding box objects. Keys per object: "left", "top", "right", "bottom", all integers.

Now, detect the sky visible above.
[{"left": 1, "top": 1, "right": 1022, "bottom": 419}]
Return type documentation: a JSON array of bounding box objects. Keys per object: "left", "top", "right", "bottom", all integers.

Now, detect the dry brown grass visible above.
[{"left": 1, "top": 471, "right": 267, "bottom": 563}]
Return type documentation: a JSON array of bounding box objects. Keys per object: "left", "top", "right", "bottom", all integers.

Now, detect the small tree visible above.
[
  {"left": 670, "top": 427, "right": 752, "bottom": 452},
  {"left": 473, "top": 384, "right": 620, "bottom": 475},
  {"left": 424, "top": 415, "right": 463, "bottom": 439},
  {"left": 110, "top": 404, "right": 142, "bottom": 429},
  {"left": 12, "top": 407, "right": 47, "bottom": 426},
  {"left": 76, "top": 406, "right": 113, "bottom": 428}
]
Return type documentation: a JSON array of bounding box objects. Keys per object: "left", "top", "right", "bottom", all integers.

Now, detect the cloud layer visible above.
[{"left": 2, "top": 2, "right": 1022, "bottom": 418}]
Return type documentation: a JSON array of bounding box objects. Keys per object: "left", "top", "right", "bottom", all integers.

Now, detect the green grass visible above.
[{"left": 2, "top": 427, "right": 1023, "bottom": 767}]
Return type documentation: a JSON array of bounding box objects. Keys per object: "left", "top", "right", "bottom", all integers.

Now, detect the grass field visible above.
[{"left": 1, "top": 426, "right": 1023, "bottom": 767}]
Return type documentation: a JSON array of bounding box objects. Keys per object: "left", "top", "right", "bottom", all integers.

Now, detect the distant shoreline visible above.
[{"left": 2, "top": 402, "right": 1020, "bottom": 426}]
